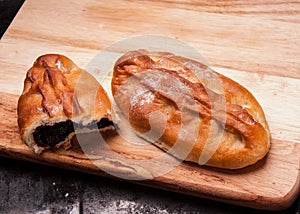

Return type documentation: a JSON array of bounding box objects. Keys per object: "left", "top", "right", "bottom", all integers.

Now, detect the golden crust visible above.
[
  {"left": 18, "top": 54, "right": 113, "bottom": 154},
  {"left": 111, "top": 50, "right": 271, "bottom": 169}
]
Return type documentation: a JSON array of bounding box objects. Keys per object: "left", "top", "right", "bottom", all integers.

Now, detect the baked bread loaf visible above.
[
  {"left": 18, "top": 54, "right": 114, "bottom": 154},
  {"left": 111, "top": 50, "right": 270, "bottom": 169}
]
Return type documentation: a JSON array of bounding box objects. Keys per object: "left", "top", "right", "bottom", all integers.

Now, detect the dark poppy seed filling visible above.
[{"left": 33, "top": 118, "right": 114, "bottom": 148}]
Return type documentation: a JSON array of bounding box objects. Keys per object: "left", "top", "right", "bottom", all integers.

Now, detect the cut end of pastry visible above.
[
  {"left": 24, "top": 117, "right": 115, "bottom": 154},
  {"left": 18, "top": 54, "right": 115, "bottom": 154}
]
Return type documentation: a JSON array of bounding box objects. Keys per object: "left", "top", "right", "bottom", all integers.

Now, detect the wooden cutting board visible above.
[{"left": 0, "top": 0, "right": 300, "bottom": 210}]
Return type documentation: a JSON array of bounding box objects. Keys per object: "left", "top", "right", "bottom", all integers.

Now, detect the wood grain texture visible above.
[{"left": 0, "top": 0, "right": 299, "bottom": 210}]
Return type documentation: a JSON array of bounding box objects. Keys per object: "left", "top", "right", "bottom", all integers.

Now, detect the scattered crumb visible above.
[{"left": 99, "top": 23, "right": 104, "bottom": 30}]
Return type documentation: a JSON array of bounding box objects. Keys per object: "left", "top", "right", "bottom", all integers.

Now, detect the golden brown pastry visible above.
[
  {"left": 18, "top": 54, "right": 114, "bottom": 154},
  {"left": 111, "top": 50, "right": 270, "bottom": 169}
]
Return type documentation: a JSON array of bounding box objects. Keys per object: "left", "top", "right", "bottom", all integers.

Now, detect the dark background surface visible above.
[{"left": 0, "top": 1, "right": 300, "bottom": 213}]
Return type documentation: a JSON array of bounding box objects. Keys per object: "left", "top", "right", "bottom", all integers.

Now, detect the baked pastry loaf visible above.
[
  {"left": 18, "top": 54, "right": 114, "bottom": 154},
  {"left": 111, "top": 50, "right": 270, "bottom": 169}
]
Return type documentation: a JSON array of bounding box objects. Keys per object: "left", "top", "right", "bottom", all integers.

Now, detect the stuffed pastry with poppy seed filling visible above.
[{"left": 18, "top": 54, "right": 114, "bottom": 154}]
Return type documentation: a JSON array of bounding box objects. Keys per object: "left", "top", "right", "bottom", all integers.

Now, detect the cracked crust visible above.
[{"left": 111, "top": 50, "right": 271, "bottom": 169}]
